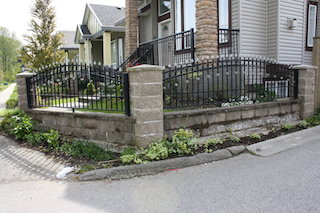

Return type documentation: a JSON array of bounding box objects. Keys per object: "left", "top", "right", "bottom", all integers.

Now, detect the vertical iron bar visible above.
[{"left": 123, "top": 72, "right": 130, "bottom": 116}]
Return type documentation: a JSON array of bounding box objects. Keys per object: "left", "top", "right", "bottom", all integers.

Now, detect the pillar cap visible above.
[
  {"left": 293, "top": 65, "right": 317, "bottom": 70},
  {"left": 127, "top": 64, "right": 165, "bottom": 72},
  {"left": 16, "top": 72, "right": 35, "bottom": 78}
]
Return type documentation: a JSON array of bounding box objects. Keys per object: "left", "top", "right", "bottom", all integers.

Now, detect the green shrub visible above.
[
  {"left": 170, "top": 128, "right": 197, "bottom": 155},
  {"left": 205, "top": 138, "right": 224, "bottom": 147},
  {"left": 228, "top": 135, "right": 241, "bottom": 143},
  {"left": 5, "top": 98, "right": 18, "bottom": 109},
  {"left": 249, "top": 133, "right": 262, "bottom": 140},
  {"left": 61, "top": 141, "right": 115, "bottom": 161},
  {"left": 26, "top": 130, "right": 60, "bottom": 149},
  {"left": 120, "top": 153, "right": 144, "bottom": 164},
  {"left": 10, "top": 114, "right": 34, "bottom": 140},
  {"left": 84, "top": 82, "right": 96, "bottom": 95},
  {"left": 298, "top": 121, "right": 310, "bottom": 129},
  {"left": 282, "top": 123, "right": 295, "bottom": 131},
  {"left": 120, "top": 147, "right": 136, "bottom": 156},
  {"left": 305, "top": 113, "right": 320, "bottom": 127},
  {"left": 144, "top": 142, "right": 169, "bottom": 161},
  {"left": 0, "top": 115, "right": 16, "bottom": 133}
]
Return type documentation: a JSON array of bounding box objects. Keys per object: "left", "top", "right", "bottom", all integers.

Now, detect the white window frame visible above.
[
  {"left": 265, "top": 80, "right": 289, "bottom": 98},
  {"left": 307, "top": 2, "right": 318, "bottom": 49}
]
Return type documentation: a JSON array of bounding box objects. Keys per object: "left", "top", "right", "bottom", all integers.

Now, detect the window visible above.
[
  {"left": 219, "top": 0, "right": 230, "bottom": 29},
  {"left": 175, "top": 0, "right": 196, "bottom": 51},
  {"left": 159, "top": 0, "right": 171, "bottom": 16},
  {"left": 175, "top": 0, "right": 196, "bottom": 33},
  {"left": 218, "top": 0, "right": 231, "bottom": 45},
  {"left": 306, "top": 1, "right": 318, "bottom": 50}
]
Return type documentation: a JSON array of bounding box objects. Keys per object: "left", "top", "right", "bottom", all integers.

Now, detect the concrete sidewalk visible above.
[
  {"left": 0, "top": 83, "right": 16, "bottom": 109},
  {"left": 247, "top": 126, "right": 320, "bottom": 156},
  {"left": 0, "top": 136, "right": 67, "bottom": 183}
]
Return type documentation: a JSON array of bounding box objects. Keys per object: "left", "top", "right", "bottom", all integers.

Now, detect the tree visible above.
[
  {"left": 20, "top": 0, "right": 65, "bottom": 70},
  {"left": 0, "top": 27, "right": 21, "bottom": 82}
]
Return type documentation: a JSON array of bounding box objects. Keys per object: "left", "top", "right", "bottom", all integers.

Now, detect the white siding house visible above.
[{"left": 235, "top": 0, "right": 319, "bottom": 65}]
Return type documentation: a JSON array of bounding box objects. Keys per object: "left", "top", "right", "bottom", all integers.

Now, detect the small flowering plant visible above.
[{"left": 221, "top": 96, "right": 254, "bottom": 107}]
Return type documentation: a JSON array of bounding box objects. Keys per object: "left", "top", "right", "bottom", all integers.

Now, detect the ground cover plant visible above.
[
  {"left": 5, "top": 86, "right": 18, "bottom": 109},
  {"left": 1, "top": 110, "right": 320, "bottom": 174}
]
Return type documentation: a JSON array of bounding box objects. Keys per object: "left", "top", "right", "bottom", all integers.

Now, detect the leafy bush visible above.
[
  {"left": 297, "top": 121, "right": 310, "bottom": 129},
  {"left": 61, "top": 141, "right": 114, "bottom": 161},
  {"left": 6, "top": 98, "right": 18, "bottom": 109},
  {"left": 84, "top": 82, "right": 96, "bottom": 95},
  {"left": 249, "top": 133, "right": 262, "bottom": 140},
  {"left": 305, "top": 113, "right": 320, "bottom": 127},
  {"left": 120, "top": 153, "right": 144, "bottom": 164},
  {"left": 10, "top": 114, "right": 34, "bottom": 140},
  {"left": 282, "top": 123, "right": 295, "bottom": 131},
  {"left": 205, "top": 138, "right": 224, "bottom": 147},
  {"left": 144, "top": 142, "right": 169, "bottom": 161},
  {"left": 5, "top": 86, "right": 18, "bottom": 109},
  {"left": 228, "top": 135, "right": 241, "bottom": 143},
  {"left": 169, "top": 128, "right": 197, "bottom": 155},
  {"left": 254, "top": 85, "right": 276, "bottom": 103}
]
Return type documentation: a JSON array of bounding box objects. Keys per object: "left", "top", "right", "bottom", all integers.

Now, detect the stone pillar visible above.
[
  {"left": 84, "top": 40, "right": 92, "bottom": 64},
  {"left": 312, "top": 37, "right": 320, "bottom": 111},
  {"left": 103, "top": 32, "right": 112, "bottom": 66},
  {"left": 16, "top": 72, "right": 35, "bottom": 111},
  {"left": 196, "top": 0, "right": 218, "bottom": 58},
  {"left": 79, "top": 43, "right": 85, "bottom": 63},
  {"left": 294, "top": 65, "right": 317, "bottom": 119},
  {"left": 127, "top": 65, "right": 164, "bottom": 148},
  {"left": 125, "top": 0, "right": 139, "bottom": 58}
]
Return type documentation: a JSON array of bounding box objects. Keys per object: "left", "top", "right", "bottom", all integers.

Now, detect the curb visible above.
[{"left": 74, "top": 146, "right": 246, "bottom": 181}]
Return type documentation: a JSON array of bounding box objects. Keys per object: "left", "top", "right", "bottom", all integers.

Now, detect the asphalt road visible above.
[{"left": 0, "top": 132, "right": 320, "bottom": 213}]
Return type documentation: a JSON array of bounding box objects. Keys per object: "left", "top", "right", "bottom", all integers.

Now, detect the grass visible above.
[
  {"left": 0, "top": 108, "right": 20, "bottom": 117},
  {"left": 0, "top": 83, "right": 10, "bottom": 92},
  {"left": 77, "top": 98, "right": 125, "bottom": 114},
  {"left": 45, "top": 97, "right": 79, "bottom": 106}
]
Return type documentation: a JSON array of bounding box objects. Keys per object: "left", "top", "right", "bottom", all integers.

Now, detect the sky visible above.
[{"left": 0, "top": 0, "right": 125, "bottom": 44}]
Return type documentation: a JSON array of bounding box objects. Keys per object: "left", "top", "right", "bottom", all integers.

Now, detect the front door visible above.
[{"left": 159, "top": 20, "right": 171, "bottom": 66}]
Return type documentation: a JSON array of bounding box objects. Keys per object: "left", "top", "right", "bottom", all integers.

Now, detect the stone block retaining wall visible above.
[
  {"left": 164, "top": 100, "right": 301, "bottom": 138},
  {"left": 27, "top": 109, "right": 135, "bottom": 146}
]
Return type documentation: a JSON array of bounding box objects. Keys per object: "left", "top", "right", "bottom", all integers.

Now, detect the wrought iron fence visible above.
[
  {"left": 219, "top": 29, "right": 239, "bottom": 58},
  {"left": 163, "top": 57, "right": 298, "bottom": 110},
  {"left": 26, "top": 63, "right": 130, "bottom": 115}
]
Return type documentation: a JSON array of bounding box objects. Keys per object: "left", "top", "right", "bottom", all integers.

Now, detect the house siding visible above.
[
  {"left": 232, "top": 0, "right": 240, "bottom": 29},
  {"left": 278, "top": 0, "right": 305, "bottom": 64},
  {"left": 267, "top": 0, "right": 278, "bottom": 59},
  {"left": 239, "top": 0, "right": 267, "bottom": 56},
  {"left": 139, "top": 15, "right": 153, "bottom": 43},
  {"left": 87, "top": 12, "right": 100, "bottom": 35}
]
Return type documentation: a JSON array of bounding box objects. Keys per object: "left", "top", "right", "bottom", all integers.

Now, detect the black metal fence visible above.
[
  {"left": 218, "top": 29, "right": 239, "bottom": 58},
  {"left": 163, "top": 57, "right": 298, "bottom": 110},
  {"left": 26, "top": 63, "right": 130, "bottom": 115}
]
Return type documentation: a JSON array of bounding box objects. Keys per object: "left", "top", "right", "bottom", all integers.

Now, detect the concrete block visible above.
[
  {"left": 226, "top": 111, "right": 241, "bottom": 121},
  {"left": 82, "top": 118, "right": 98, "bottom": 129},
  {"left": 208, "top": 112, "right": 226, "bottom": 123},
  {"left": 255, "top": 108, "right": 269, "bottom": 117},
  {"left": 241, "top": 109, "right": 255, "bottom": 119}
]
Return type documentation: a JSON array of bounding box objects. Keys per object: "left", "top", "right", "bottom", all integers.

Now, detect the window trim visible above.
[{"left": 306, "top": 1, "right": 318, "bottom": 51}]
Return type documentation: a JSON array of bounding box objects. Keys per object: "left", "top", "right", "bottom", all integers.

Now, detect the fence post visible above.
[
  {"left": 293, "top": 65, "right": 317, "bottom": 119},
  {"left": 16, "top": 72, "right": 35, "bottom": 111},
  {"left": 127, "top": 65, "right": 165, "bottom": 148},
  {"left": 312, "top": 37, "right": 320, "bottom": 111},
  {"left": 190, "top": 28, "right": 195, "bottom": 62}
]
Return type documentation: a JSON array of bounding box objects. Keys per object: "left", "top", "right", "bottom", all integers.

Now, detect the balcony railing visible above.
[
  {"left": 118, "top": 28, "right": 240, "bottom": 70},
  {"left": 218, "top": 29, "right": 240, "bottom": 58}
]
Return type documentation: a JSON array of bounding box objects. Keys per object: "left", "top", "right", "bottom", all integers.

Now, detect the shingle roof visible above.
[
  {"left": 89, "top": 4, "right": 125, "bottom": 27},
  {"left": 59, "top": 31, "right": 79, "bottom": 50}
]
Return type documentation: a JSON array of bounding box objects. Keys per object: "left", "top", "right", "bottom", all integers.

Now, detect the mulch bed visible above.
[{"left": 0, "top": 125, "right": 308, "bottom": 173}]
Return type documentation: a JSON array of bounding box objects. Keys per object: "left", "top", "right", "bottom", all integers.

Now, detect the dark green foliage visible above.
[
  {"left": 5, "top": 98, "right": 18, "bottom": 109},
  {"left": 61, "top": 141, "right": 115, "bottom": 161},
  {"left": 10, "top": 114, "right": 34, "bottom": 140},
  {"left": 254, "top": 85, "right": 276, "bottom": 103},
  {"left": 305, "top": 113, "right": 320, "bottom": 126}
]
